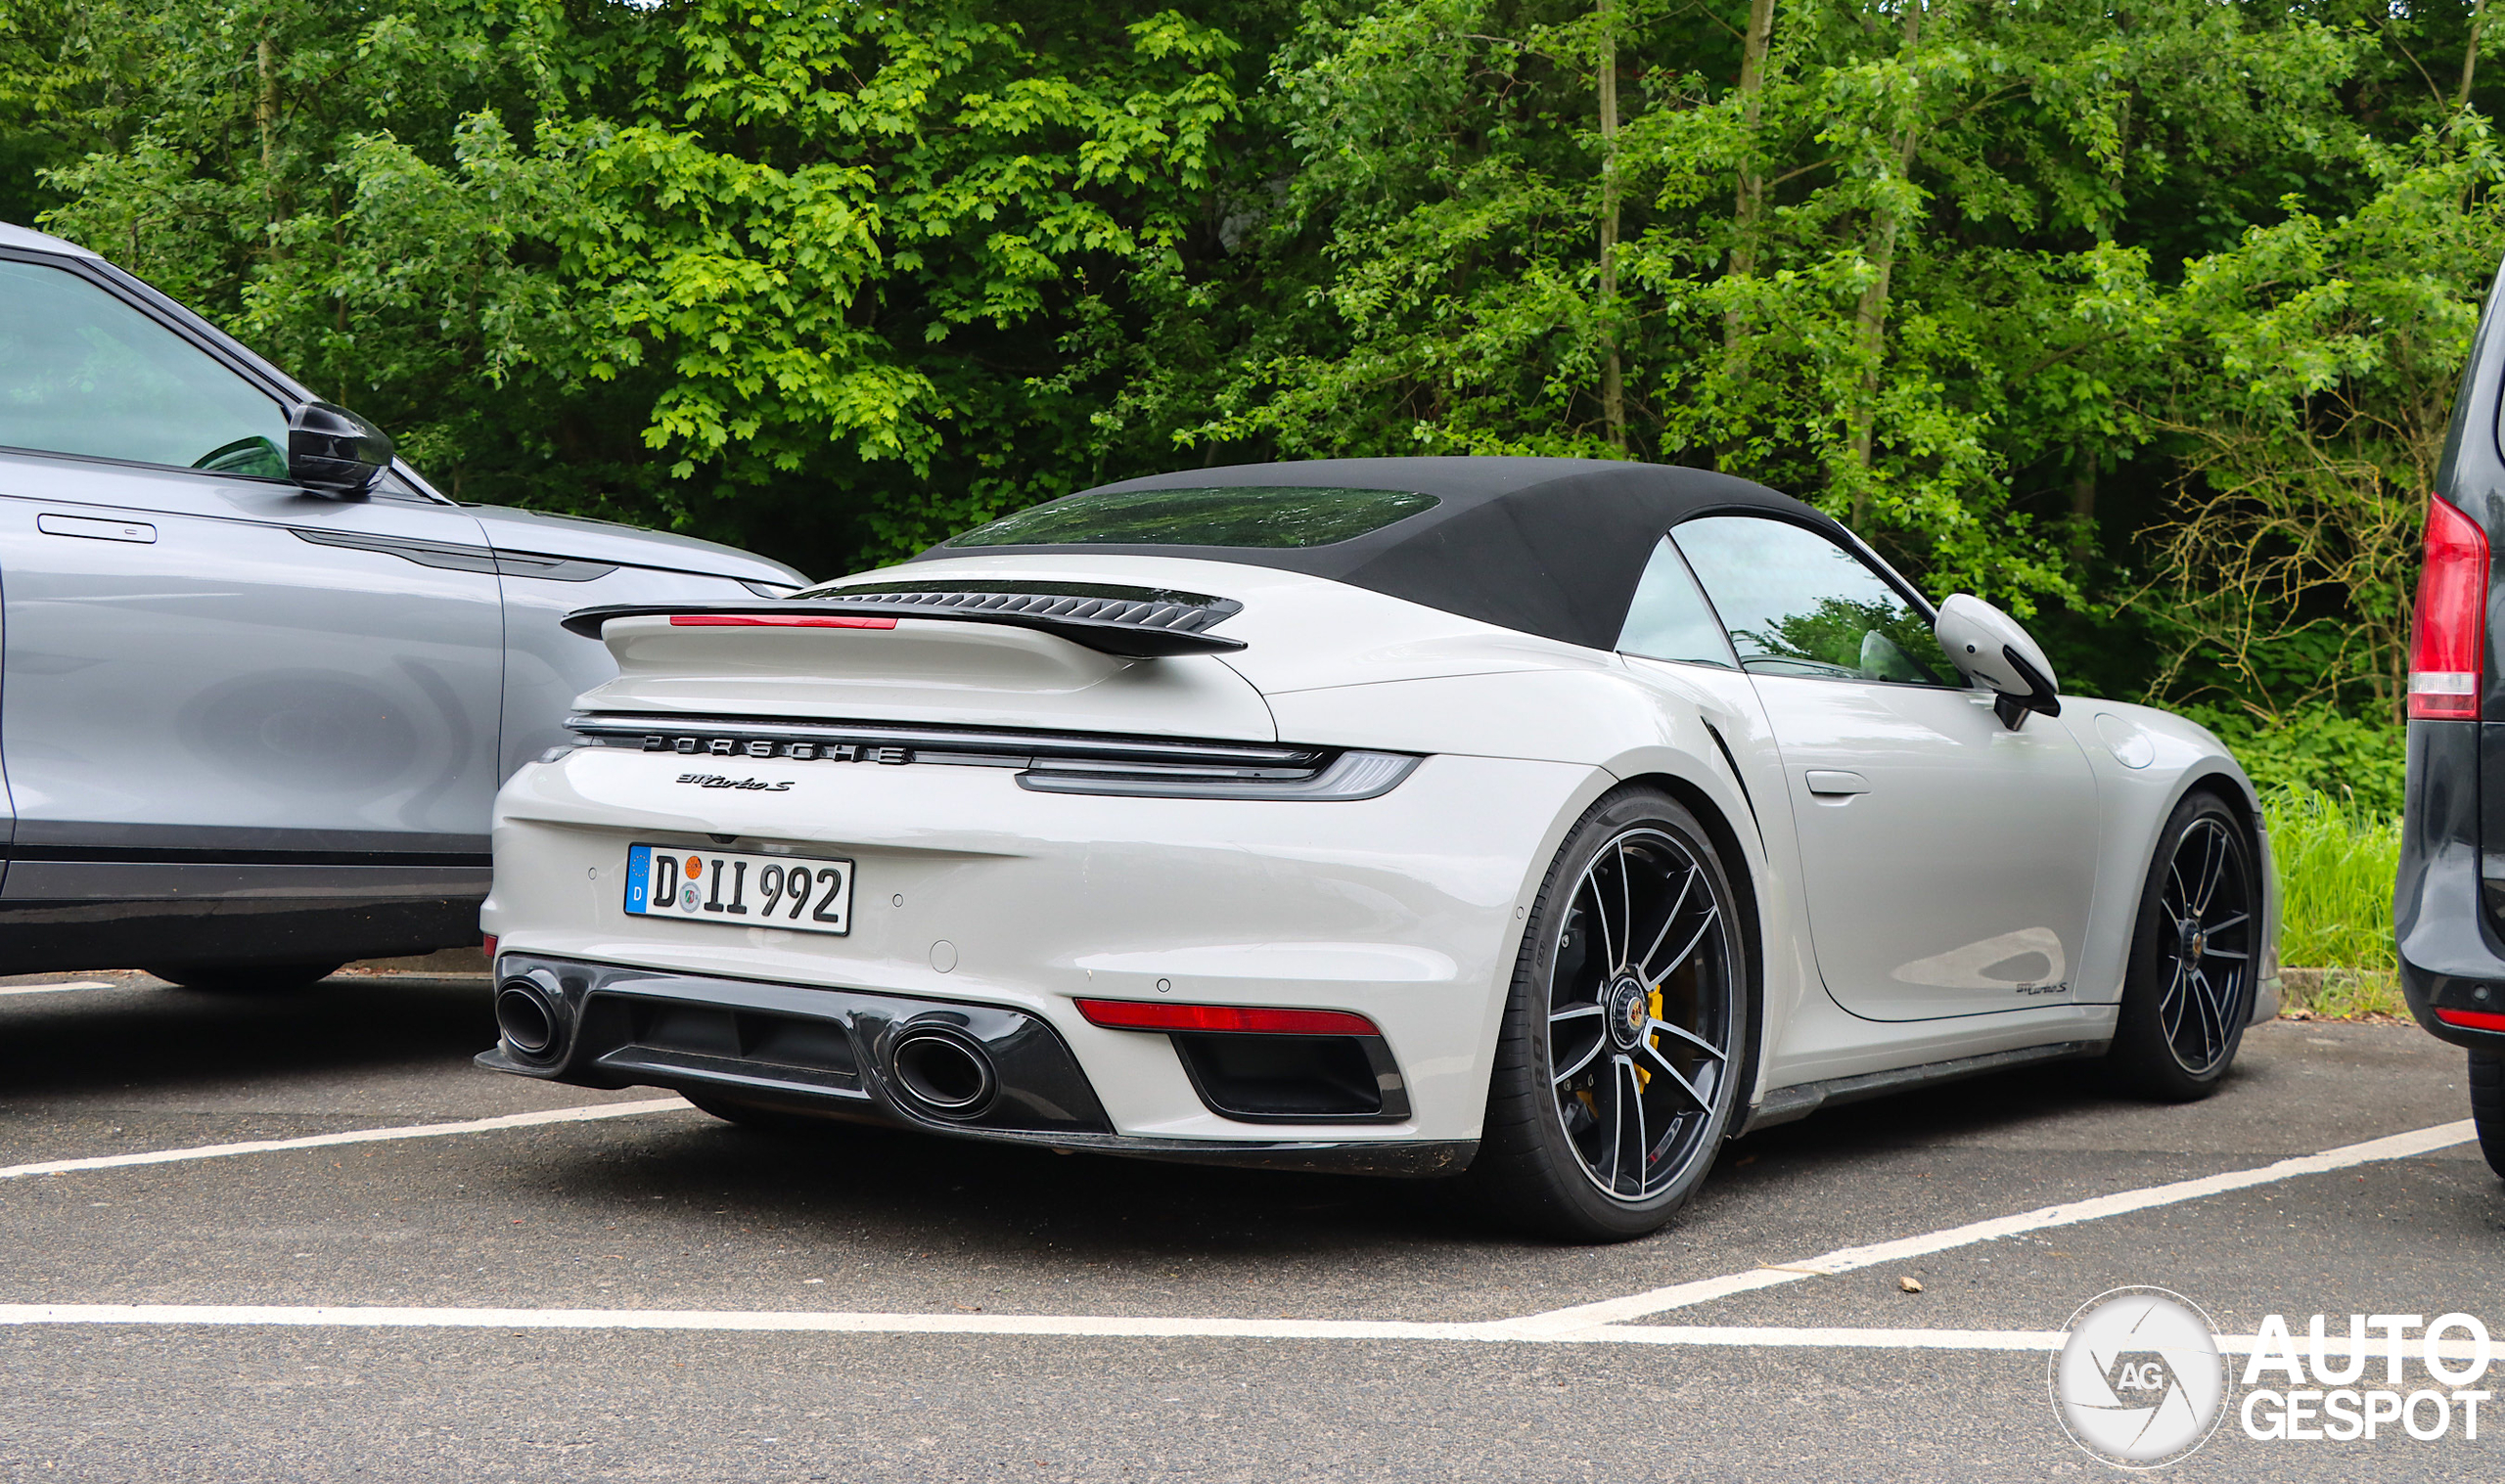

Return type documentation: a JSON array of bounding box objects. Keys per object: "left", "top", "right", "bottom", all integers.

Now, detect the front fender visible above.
[{"left": 2055, "top": 700, "right": 2279, "bottom": 1020}]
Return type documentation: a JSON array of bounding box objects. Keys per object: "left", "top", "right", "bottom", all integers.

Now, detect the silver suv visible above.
[{"left": 0, "top": 221, "right": 805, "bottom": 988}]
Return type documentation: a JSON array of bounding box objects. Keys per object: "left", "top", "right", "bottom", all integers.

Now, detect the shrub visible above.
[{"left": 2186, "top": 705, "right": 2405, "bottom": 815}]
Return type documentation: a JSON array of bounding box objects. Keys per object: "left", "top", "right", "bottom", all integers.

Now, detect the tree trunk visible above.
[
  {"left": 1845, "top": 0, "right": 1924, "bottom": 527},
  {"left": 256, "top": 32, "right": 277, "bottom": 172},
  {"left": 2462, "top": 0, "right": 2487, "bottom": 107},
  {"left": 1723, "top": 0, "right": 1778, "bottom": 351},
  {"left": 256, "top": 31, "right": 279, "bottom": 250},
  {"left": 2070, "top": 462, "right": 2096, "bottom": 566},
  {"left": 1598, "top": 0, "right": 1625, "bottom": 451}
]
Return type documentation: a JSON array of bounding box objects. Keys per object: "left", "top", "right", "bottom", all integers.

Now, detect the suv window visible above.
[
  {"left": 1671, "top": 515, "right": 1956, "bottom": 685},
  {"left": 1617, "top": 537, "right": 1737, "bottom": 667},
  {"left": 0, "top": 258, "right": 289, "bottom": 478}
]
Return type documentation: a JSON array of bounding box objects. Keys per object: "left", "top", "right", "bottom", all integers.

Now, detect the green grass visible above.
[
  {"left": 2275, "top": 968, "right": 2408, "bottom": 1020},
  {"left": 2263, "top": 786, "right": 2400, "bottom": 971},
  {"left": 2259, "top": 787, "right": 2409, "bottom": 1018}
]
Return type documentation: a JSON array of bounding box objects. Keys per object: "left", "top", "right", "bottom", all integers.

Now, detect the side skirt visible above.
[
  {"left": 0, "top": 896, "right": 483, "bottom": 975},
  {"left": 1738, "top": 1039, "right": 2111, "bottom": 1136}
]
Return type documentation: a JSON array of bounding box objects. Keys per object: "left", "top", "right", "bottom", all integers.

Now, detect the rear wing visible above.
[{"left": 563, "top": 586, "right": 1247, "bottom": 659}]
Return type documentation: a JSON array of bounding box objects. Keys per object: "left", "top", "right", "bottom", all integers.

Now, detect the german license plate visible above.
[{"left": 624, "top": 844, "right": 852, "bottom": 935}]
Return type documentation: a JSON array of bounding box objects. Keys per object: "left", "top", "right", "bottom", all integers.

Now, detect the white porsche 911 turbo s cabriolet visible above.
[{"left": 477, "top": 458, "right": 2278, "bottom": 1239}]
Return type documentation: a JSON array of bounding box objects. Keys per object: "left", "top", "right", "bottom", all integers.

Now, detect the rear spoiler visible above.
[{"left": 562, "top": 588, "right": 1247, "bottom": 658}]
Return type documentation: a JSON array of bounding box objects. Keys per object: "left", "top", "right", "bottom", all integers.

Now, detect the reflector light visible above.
[
  {"left": 1074, "top": 998, "right": 1382, "bottom": 1038},
  {"left": 2408, "top": 497, "right": 2488, "bottom": 720},
  {"left": 482, "top": 935, "right": 498, "bottom": 961},
  {"left": 2435, "top": 1007, "right": 2505, "bottom": 1032},
  {"left": 668, "top": 614, "right": 896, "bottom": 630}
]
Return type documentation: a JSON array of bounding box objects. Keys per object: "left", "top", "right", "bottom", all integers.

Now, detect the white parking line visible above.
[
  {"left": 0, "top": 980, "right": 117, "bottom": 998},
  {"left": 1505, "top": 1118, "right": 2479, "bottom": 1335},
  {"left": 0, "top": 1099, "right": 691, "bottom": 1181},
  {"left": 0, "top": 1306, "right": 2484, "bottom": 1359},
  {"left": 0, "top": 1111, "right": 2476, "bottom": 1349}
]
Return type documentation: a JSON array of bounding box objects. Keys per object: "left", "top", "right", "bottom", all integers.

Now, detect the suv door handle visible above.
[
  {"left": 1804, "top": 769, "right": 1870, "bottom": 796},
  {"left": 38, "top": 513, "right": 156, "bottom": 544}
]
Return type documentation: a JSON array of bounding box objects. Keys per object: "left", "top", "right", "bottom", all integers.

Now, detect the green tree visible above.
[
  {"left": 2136, "top": 114, "right": 2505, "bottom": 725},
  {"left": 1200, "top": 0, "right": 2363, "bottom": 612},
  {"left": 17, "top": 0, "right": 1263, "bottom": 571}
]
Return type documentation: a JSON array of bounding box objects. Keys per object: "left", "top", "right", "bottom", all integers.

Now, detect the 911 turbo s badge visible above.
[{"left": 674, "top": 774, "right": 795, "bottom": 791}]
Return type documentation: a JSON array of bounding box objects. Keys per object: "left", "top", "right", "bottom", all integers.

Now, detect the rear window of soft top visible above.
[{"left": 945, "top": 485, "right": 1437, "bottom": 550}]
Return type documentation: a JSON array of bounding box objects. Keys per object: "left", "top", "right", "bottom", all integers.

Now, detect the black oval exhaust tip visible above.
[
  {"left": 494, "top": 980, "right": 560, "bottom": 1059},
  {"left": 890, "top": 1028, "right": 998, "bottom": 1119}
]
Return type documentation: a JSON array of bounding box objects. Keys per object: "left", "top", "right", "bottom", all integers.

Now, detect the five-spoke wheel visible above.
[{"left": 1475, "top": 788, "right": 1747, "bottom": 1239}]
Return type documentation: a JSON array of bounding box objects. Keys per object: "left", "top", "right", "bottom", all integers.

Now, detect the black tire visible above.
[
  {"left": 2473, "top": 1051, "right": 2505, "bottom": 1180},
  {"left": 1469, "top": 787, "right": 1751, "bottom": 1242},
  {"left": 680, "top": 1089, "right": 843, "bottom": 1135},
  {"left": 2106, "top": 790, "right": 2259, "bottom": 1102},
  {"left": 147, "top": 962, "right": 343, "bottom": 993}
]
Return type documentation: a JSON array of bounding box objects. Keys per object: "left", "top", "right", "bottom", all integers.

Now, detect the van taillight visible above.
[{"left": 2409, "top": 496, "right": 2489, "bottom": 721}]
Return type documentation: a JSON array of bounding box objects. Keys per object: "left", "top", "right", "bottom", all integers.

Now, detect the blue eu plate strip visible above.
[{"left": 624, "top": 844, "right": 651, "bottom": 915}]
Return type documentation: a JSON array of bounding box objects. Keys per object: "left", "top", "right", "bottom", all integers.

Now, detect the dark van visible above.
[{"left": 2397, "top": 261, "right": 2505, "bottom": 1177}]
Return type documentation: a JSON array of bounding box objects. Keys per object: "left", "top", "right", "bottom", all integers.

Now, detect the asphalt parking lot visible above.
[{"left": 0, "top": 968, "right": 2493, "bottom": 1481}]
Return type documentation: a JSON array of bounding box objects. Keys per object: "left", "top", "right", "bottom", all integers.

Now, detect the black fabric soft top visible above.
[{"left": 911, "top": 457, "right": 1844, "bottom": 652}]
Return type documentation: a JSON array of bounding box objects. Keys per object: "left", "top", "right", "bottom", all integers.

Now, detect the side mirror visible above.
[
  {"left": 288, "top": 401, "right": 393, "bottom": 497},
  {"left": 1934, "top": 593, "right": 2061, "bottom": 729}
]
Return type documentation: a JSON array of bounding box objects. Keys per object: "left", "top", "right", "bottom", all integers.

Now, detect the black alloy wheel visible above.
[
  {"left": 1473, "top": 787, "right": 1750, "bottom": 1241},
  {"left": 2109, "top": 790, "right": 2258, "bottom": 1101}
]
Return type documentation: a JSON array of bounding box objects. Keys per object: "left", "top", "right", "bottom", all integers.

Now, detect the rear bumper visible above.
[
  {"left": 481, "top": 745, "right": 1594, "bottom": 1147},
  {"left": 2396, "top": 719, "right": 2505, "bottom": 1050},
  {"left": 480, "top": 952, "right": 1474, "bottom": 1176}
]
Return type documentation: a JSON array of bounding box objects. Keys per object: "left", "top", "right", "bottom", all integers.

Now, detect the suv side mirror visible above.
[
  {"left": 1934, "top": 593, "right": 2062, "bottom": 729},
  {"left": 288, "top": 401, "right": 393, "bottom": 497}
]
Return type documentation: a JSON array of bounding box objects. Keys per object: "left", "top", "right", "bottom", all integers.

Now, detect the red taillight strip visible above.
[
  {"left": 1074, "top": 998, "right": 1382, "bottom": 1038},
  {"left": 667, "top": 614, "right": 897, "bottom": 630},
  {"left": 2435, "top": 1007, "right": 2505, "bottom": 1033},
  {"left": 2408, "top": 496, "right": 2488, "bottom": 721}
]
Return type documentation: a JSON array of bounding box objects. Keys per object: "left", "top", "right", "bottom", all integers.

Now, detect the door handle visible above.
[
  {"left": 37, "top": 513, "right": 156, "bottom": 544},
  {"left": 1804, "top": 769, "right": 1870, "bottom": 796}
]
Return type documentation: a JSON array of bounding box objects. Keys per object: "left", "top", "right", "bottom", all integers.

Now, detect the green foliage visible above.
[
  {"left": 2263, "top": 786, "right": 2402, "bottom": 970},
  {"left": 2279, "top": 969, "right": 2408, "bottom": 1019},
  {"left": 1740, "top": 597, "right": 1952, "bottom": 684},
  {"left": 0, "top": 0, "right": 2499, "bottom": 757},
  {"left": 2190, "top": 704, "right": 2408, "bottom": 815},
  {"left": 11, "top": 0, "right": 1266, "bottom": 571},
  {"left": 1201, "top": 0, "right": 2375, "bottom": 611},
  {"left": 2136, "top": 113, "right": 2505, "bottom": 724}
]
